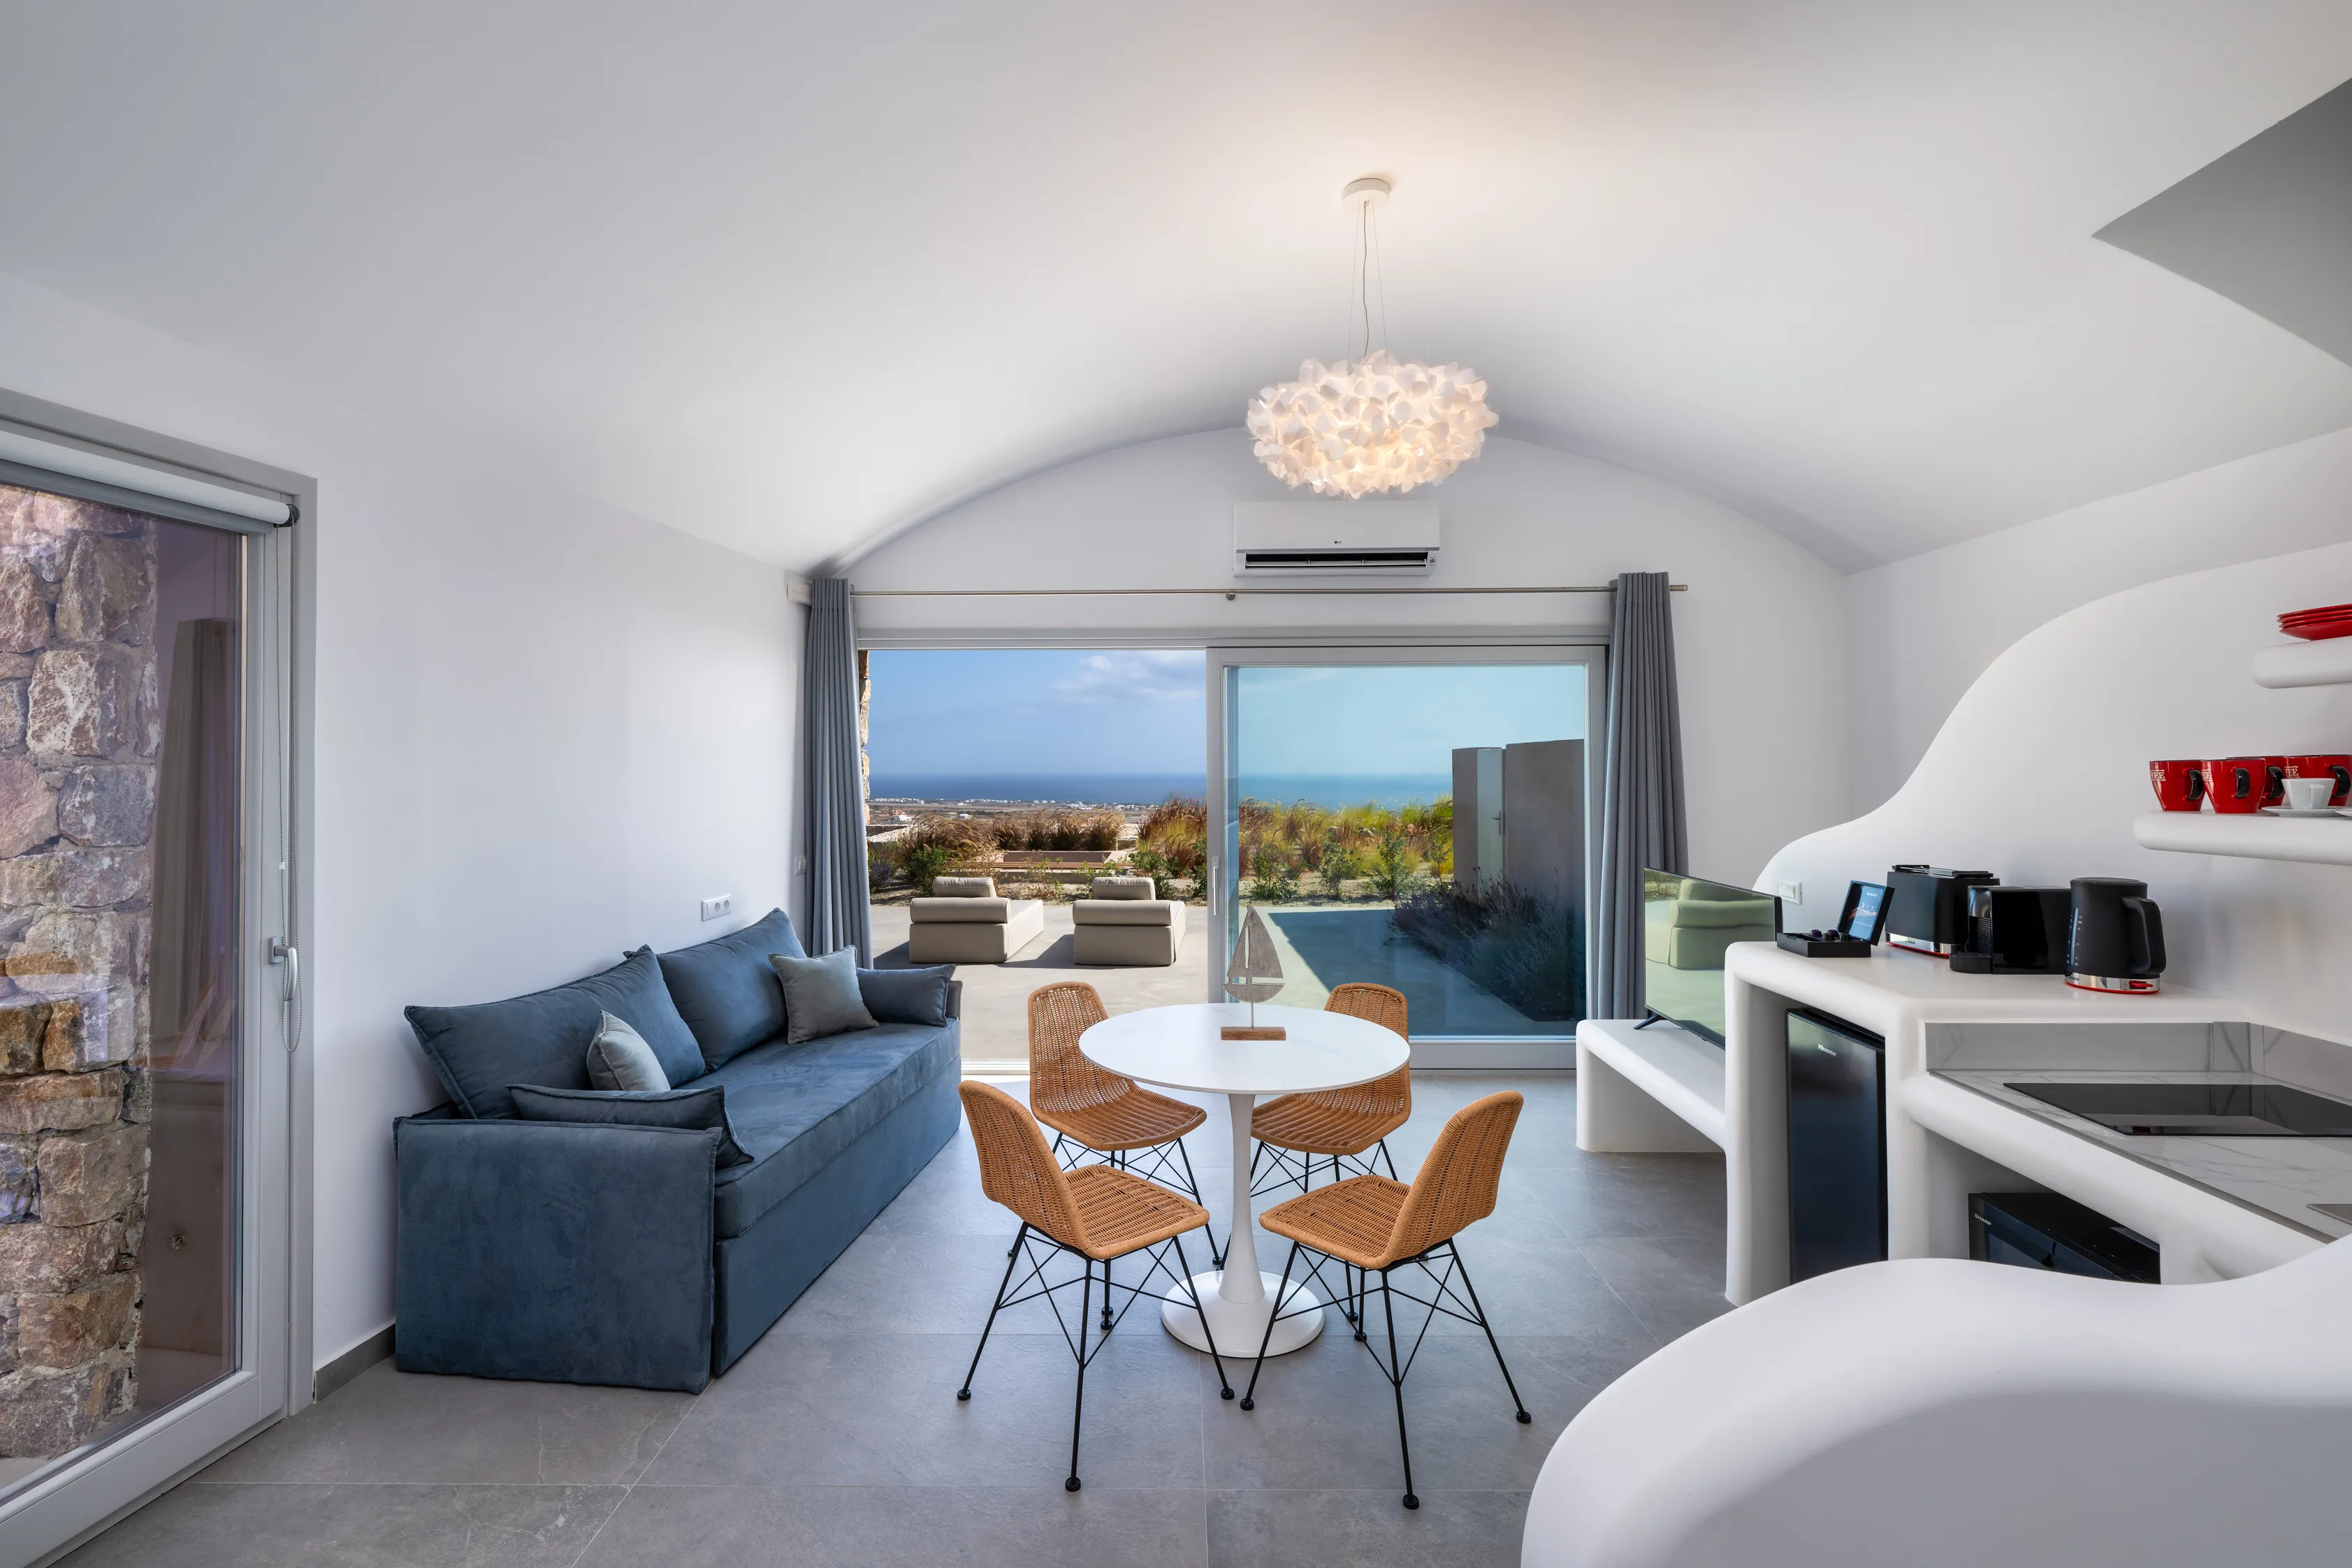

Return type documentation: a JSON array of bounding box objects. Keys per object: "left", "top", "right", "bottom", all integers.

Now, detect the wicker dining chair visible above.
[
  {"left": 1238, "top": 1091, "right": 1532, "bottom": 1510},
  {"left": 957, "top": 1080, "right": 1233, "bottom": 1492},
  {"left": 1249, "top": 982, "right": 1413, "bottom": 1196},
  {"left": 1028, "top": 980, "right": 1211, "bottom": 1214}
]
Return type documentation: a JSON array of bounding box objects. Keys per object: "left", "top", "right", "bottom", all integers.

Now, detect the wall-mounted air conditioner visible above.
[{"left": 1233, "top": 501, "right": 1439, "bottom": 575}]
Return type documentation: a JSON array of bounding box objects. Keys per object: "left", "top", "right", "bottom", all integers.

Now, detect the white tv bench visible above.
[{"left": 1576, "top": 1016, "right": 1726, "bottom": 1154}]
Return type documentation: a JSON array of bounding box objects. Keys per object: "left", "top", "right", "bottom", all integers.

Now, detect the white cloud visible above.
[{"left": 1054, "top": 650, "right": 1204, "bottom": 705}]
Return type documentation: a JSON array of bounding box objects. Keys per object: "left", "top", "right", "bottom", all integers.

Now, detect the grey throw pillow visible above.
[
  {"left": 585, "top": 1010, "right": 671, "bottom": 1092},
  {"left": 771, "top": 949, "right": 879, "bottom": 1045}
]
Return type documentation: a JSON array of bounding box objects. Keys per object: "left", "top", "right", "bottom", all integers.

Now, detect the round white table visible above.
[{"left": 1078, "top": 1001, "right": 1411, "bottom": 1358}]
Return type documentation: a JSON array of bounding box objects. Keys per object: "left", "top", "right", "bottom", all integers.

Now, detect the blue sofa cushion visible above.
[
  {"left": 858, "top": 965, "right": 953, "bottom": 1026},
  {"left": 617, "top": 948, "right": 709, "bottom": 1087},
  {"left": 509, "top": 1083, "right": 751, "bottom": 1166},
  {"left": 659, "top": 908, "right": 806, "bottom": 1070},
  {"left": 706, "top": 1020, "right": 960, "bottom": 1238},
  {"left": 405, "top": 948, "right": 702, "bottom": 1119}
]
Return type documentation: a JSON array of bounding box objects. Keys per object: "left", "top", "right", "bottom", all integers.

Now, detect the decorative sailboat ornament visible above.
[{"left": 1222, "top": 906, "right": 1287, "bottom": 1040}]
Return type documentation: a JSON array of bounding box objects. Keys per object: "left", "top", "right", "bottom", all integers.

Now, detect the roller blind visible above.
[{"left": 0, "top": 421, "right": 293, "bottom": 534}]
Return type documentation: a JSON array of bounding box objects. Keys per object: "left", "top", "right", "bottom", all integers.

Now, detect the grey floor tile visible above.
[
  {"left": 1209, "top": 1488, "right": 1529, "bottom": 1567},
  {"left": 576, "top": 1483, "right": 1209, "bottom": 1568},
  {"left": 198, "top": 1361, "right": 691, "bottom": 1485},
  {"left": 1516, "top": 1152, "right": 1727, "bottom": 1242},
  {"left": 1575, "top": 1234, "right": 1734, "bottom": 1344},
  {"left": 65, "top": 1070, "right": 1720, "bottom": 1568},
  {"left": 774, "top": 1230, "right": 1052, "bottom": 1336},
  {"left": 644, "top": 1330, "right": 1206, "bottom": 1488},
  {"left": 59, "top": 1482, "right": 623, "bottom": 1568},
  {"left": 1203, "top": 1334, "right": 1639, "bottom": 1493}
]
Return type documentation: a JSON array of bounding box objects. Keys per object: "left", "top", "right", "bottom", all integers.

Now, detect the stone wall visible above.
[{"left": 0, "top": 486, "right": 156, "bottom": 1460}]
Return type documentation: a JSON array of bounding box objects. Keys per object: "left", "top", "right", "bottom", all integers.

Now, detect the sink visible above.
[{"left": 2008, "top": 1081, "right": 2352, "bottom": 1138}]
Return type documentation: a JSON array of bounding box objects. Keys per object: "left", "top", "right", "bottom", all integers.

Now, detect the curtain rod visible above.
[{"left": 851, "top": 583, "right": 1686, "bottom": 599}]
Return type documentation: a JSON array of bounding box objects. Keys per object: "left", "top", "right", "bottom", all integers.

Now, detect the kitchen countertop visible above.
[{"left": 1936, "top": 1067, "right": 2352, "bottom": 1242}]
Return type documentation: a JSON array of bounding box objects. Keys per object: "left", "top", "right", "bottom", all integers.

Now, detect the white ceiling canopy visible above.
[{"left": 0, "top": 2, "right": 2348, "bottom": 573}]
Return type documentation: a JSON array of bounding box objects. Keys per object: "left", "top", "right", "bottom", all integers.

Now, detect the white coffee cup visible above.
[{"left": 2282, "top": 776, "right": 2335, "bottom": 811}]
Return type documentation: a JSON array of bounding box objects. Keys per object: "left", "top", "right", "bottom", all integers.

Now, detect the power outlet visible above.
[
  {"left": 699, "top": 894, "right": 733, "bottom": 922},
  {"left": 1774, "top": 880, "right": 1803, "bottom": 908}
]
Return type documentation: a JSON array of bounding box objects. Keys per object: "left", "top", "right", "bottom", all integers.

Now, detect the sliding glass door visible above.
[
  {"left": 0, "top": 479, "right": 295, "bottom": 1561},
  {"left": 1207, "top": 646, "right": 1602, "bottom": 1065}
]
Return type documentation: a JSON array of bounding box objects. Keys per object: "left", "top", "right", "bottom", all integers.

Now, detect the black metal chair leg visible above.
[
  {"left": 1101, "top": 1254, "right": 1115, "bottom": 1330},
  {"left": 961, "top": 1223, "right": 1027, "bottom": 1399},
  {"left": 1448, "top": 1242, "right": 1531, "bottom": 1422},
  {"left": 1240, "top": 1241, "right": 1300, "bottom": 1411},
  {"left": 1377, "top": 1139, "right": 1398, "bottom": 1180},
  {"left": 1173, "top": 1138, "right": 1221, "bottom": 1265},
  {"left": 1173, "top": 1232, "right": 1234, "bottom": 1400},
  {"left": 1068, "top": 1258, "right": 1092, "bottom": 1492},
  {"left": 1381, "top": 1269, "right": 1418, "bottom": 1509}
]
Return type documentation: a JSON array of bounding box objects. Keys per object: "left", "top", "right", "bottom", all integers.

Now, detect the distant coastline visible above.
[{"left": 871, "top": 771, "right": 1451, "bottom": 809}]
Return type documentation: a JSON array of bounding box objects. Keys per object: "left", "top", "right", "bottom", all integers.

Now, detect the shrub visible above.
[
  {"left": 1391, "top": 881, "right": 1583, "bottom": 1023},
  {"left": 994, "top": 808, "right": 1122, "bottom": 851},
  {"left": 892, "top": 817, "right": 999, "bottom": 894},
  {"left": 1126, "top": 846, "right": 1173, "bottom": 900},
  {"left": 1140, "top": 794, "right": 1207, "bottom": 842},
  {"left": 1368, "top": 826, "right": 1419, "bottom": 901},
  {"left": 1242, "top": 841, "right": 1298, "bottom": 903},
  {"left": 1140, "top": 794, "right": 1207, "bottom": 883},
  {"left": 896, "top": 841, "right": 960, "bottom": 894},
  {"left": 1318, "top": 839, "right": 1365, "bottom": 894}
]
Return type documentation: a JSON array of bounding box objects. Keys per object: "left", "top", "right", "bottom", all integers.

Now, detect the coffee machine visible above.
[
  {"left": 1950, "top": 885, "right": 2072, "bottom": 974},
  {"left": 2066, "top": 877, "right": 2165, "bottom": 994}
]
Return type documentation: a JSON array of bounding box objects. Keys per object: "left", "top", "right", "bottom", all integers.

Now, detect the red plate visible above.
[
  {"left": 2281, "top": 601, "right": 2352, "bottom": 624},
  {"left": 2284, "top": 619, "right": 2352, "bottom": 641}
]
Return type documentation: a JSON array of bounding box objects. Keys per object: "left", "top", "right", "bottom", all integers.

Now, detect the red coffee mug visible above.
[
  {"left": 2284, "top": 753, "right": 2352, "bottom": 808},
  {"left": 2207, "top": 756, "right": 2286, "bottom": 813},
  {"left": 2148, "top": 760, "right": 2206, "bottom": 811}
]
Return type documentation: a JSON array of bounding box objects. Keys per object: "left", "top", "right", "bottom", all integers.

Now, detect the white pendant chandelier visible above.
[{"left": 1247, "top": 177, "right": 1497, "bottom": 498}]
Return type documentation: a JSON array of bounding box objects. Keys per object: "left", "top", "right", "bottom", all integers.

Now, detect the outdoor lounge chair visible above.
[{"left": 908, "top": 876, "right": 1046, "bottom": 964}]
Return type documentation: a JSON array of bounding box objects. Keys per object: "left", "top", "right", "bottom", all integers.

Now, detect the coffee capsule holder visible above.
[{"left": 1776, "top": 879, "right": 1887, "bottom": 958}]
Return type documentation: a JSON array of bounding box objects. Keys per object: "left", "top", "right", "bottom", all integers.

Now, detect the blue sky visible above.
[
  {"left": 869, "top": 651, "right": 1587, "bottom": 780},
  {"left": 1233, "top": 664, "right": 1586, "bottom": 776},
  {"left": 869, "top": 649, "right": 1206, "bottom": 775}
]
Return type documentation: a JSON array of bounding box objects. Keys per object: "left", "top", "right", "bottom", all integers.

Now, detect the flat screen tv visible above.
[{"left": 1639, "top": 869, "right": 1783, "bottom": 1046}]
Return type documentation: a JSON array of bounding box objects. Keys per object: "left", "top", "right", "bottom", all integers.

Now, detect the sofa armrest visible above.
[{"left": 395, "top": 1116, "right": 718, "bottom": 1392}]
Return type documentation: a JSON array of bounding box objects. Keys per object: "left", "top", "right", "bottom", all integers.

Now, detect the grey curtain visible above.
[
  {"left": 804, "top": 577, "right": 872, "bottom": 964},
  {"left": 1594, "top": 571, "right": 1687, "bottom": 1019}
]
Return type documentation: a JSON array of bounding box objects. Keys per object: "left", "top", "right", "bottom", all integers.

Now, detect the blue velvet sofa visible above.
[{"left": 392, "top": 910, "right": 961, "bottom": 1392}]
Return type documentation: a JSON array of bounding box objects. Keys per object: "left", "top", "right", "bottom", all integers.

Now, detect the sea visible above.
[{"left": 869, "top": 772, "right": 1451, "bottom": 809}]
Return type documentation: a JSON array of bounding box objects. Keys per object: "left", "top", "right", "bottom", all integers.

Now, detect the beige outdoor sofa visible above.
[
  {"left": 1072, "top": 876, "right": 1186, "bottom": 966},
  {"left": 907, "top": 876, "right": 1046, "bottom": 964}
]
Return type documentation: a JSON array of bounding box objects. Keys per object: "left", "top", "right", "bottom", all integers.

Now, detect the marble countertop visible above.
[{"left": 1936, "top": 1067, "right": 2352, "bottom": 1242}]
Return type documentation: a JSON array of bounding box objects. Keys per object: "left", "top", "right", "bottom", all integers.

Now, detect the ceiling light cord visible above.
[{"left": 1357, "top": 198, "right": 1372, "bottom": 361}]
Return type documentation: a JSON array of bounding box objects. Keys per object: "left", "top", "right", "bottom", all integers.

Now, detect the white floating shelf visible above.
[
  {"left": 2134, "top": 811, "right": 2352, "bottom": 866},
  {"left": 2252, "top": 638, "right": 2352, "bottom": 689}
]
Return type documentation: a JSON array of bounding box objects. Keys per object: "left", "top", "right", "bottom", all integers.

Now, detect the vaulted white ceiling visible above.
[{"left": 2, "top": 1, "right": 2349, "bottom": 572}]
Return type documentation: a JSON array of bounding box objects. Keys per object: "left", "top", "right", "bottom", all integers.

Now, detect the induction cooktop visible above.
[{"left": 2007, "top": 1081, "right": 2352, "bottom": 1138}]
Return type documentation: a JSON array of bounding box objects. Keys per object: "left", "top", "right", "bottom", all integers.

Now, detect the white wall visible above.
[
  {"left": 1767, "top": 539, "right": 2352, "bottom": 1042},
  {"left": 0, "top": 268, "right": 805, "bottom": 1374},
  {"left": 1847, "top": 424, "right": 2352, "bottom": 812},
  {"left": 850, "top": 429, "right": 1853, "bottom": 888}
]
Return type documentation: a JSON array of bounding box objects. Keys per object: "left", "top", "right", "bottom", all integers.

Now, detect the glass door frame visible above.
[
  {"left": 0, "top": 410, "right": 305, "bottom": 1565},
  {"left": 1204, "top": 639, "right": 1606, "bottom": 1070}
]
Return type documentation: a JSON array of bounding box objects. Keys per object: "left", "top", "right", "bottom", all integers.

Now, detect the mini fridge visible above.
[{"left": 1787, "top": 1008, "right": 1887, "bottom": 1282}]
